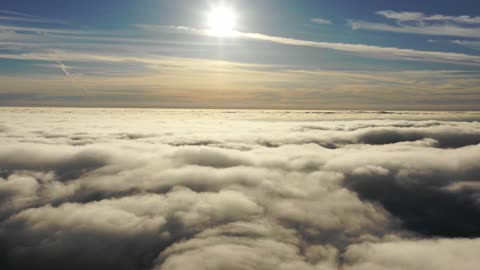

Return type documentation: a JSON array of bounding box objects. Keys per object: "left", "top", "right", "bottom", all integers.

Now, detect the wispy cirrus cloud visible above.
[
  {"left": 376, "top": 10, "right": 480, "bottom": 24},
  {"left": 3, "top": 21, "right": 480, "bottom": 67},
  {"left": 452, "top": 40, "right": 480, "bottom": 50},
  {"left": 2, "top": 7, "right": 480, "bottom": 70},
  {"left": 139, "top": 24, "right": 480, "bottom": 66},
  {"left": 350, "top": 10, "right": 480, "bottom": 38},
  {"left": 0, "top": 24, "right": 88, "bottom": 35},
  {"left": 239, "top": 32, "right": 480, "bottom": 65},
  {"left": 1, "top": 9, "right": 480, "bottom": 109},
  {"left": 0, "top": 9, "right": 67, "bottom": 24},
  {"left": 350, "top": 20, "right": 480, "bottom": 38},
  {"left": 311, "top": 17, "right": 332, "bottom": 25}
]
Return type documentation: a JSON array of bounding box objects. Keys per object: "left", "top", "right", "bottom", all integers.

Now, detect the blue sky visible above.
[{"left": 1, "top": 0, "right": 479, "bottom": 109}]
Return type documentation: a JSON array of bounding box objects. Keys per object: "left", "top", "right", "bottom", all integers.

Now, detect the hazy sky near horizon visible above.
[{"left": 1, "top": 0, "right": 480, "bottom": 109}]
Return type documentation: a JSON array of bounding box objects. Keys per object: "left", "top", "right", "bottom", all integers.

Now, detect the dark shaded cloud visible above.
[
  {"left": 290, "top": 122, "right": 480, "bottom": 148},
  {"left": 0, "top": 108, "right": 479, "bottom": 270},
  {"left": 344, "top": 158, "right": 480, "bottom": 237}
]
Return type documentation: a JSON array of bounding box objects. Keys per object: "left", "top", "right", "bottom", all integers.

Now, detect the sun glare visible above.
[{"left": 207, "top": 5, "right": 237, "bottom": 37}]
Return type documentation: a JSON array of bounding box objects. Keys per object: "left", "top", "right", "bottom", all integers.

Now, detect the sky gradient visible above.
[{"left": 1, "top": 0, "right": 479, "bottom": 110}]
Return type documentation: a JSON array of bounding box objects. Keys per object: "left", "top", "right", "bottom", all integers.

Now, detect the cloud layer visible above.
[{"left": 0, "top": 108, "right": 479, "bottom": 270}]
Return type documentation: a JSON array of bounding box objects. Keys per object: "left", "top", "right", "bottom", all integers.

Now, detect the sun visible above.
[{"left": 207, "top": 5, "right": 237, "bottom": 37}]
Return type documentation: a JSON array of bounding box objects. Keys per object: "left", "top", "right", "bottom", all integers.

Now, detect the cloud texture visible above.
[
  {"left": 351, "top": 10, "right": 480, "bottom": 38},
  {"left": 0, "top": 108, "right": 479, "bottom": 270}
]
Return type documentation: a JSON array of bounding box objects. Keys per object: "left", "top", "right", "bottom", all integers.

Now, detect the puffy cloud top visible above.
[{"left": 0, "top": 108, "right": 479, "bottom": 270}]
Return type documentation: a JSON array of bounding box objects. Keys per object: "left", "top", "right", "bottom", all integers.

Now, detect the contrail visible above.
[
  {"left": 55, "top": 60, "right": 72, "bottom": 78},
  {"left": 54, "top": 58, "right": 88, "bottom": 96}
]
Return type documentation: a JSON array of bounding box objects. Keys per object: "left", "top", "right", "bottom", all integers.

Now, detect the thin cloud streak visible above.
[
  {"left": 138, "top": 24, "right": 480, "bottom": 66},
  {"left": 1, "top": 21, "right": 479, "bottom": 66},
  {"left": 350, "top": 20, "right": 480, "bottom": 38},
  {"left": 0, "top": 10, "right": 38, "bottom": 18},
  {"left": 311, "top": 18, "right": 332, "bottom": 25},
  {"left": 452, "top": 40, "right": 480, "bottom": 50},
  {"left": 351, "top": 10, "right": 480, "bottom": 38},
  {"left": 0, "top": 10, "right": 67, "bottom": 24},
  {"left": 238, "top": 32, "right": 480, "bottom": 65},
  {"left": 54, "top": 59, "right": 88, "bottom": 96},
  {"left": 376, "top": 10, "right": 480, "bottom": 24}
]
